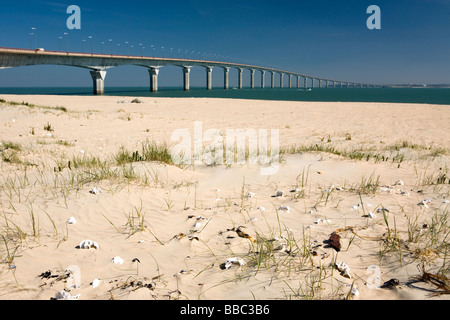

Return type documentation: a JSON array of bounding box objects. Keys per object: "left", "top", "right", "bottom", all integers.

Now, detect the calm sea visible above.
[{"left": 0, "top": 87, "right": 449, "bottom": 105}]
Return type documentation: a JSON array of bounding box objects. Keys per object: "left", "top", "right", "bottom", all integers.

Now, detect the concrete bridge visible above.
[{"left": 0, "top": 47, "right": 375, "bottom": 94}]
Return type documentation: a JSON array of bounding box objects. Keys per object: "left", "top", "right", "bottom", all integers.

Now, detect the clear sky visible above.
[{"left": 0, "top": 0, "right": 449, "bottom": 87}]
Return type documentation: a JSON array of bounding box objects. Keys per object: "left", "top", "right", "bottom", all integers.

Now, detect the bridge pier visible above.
[
  {"left": 297, "top": 76, "right": 300, "bottom": 88},
  {"left": 238, "top": 68, "right": 243, "bottom": 89},
  {"left": 271, "top": 71, "right": 275, "bottom": 88},
  {"left": 206, "top": 66, "right": 213, "bottom": 90},
  {"left": 250, "top": 69, "right": 255, "bottom": 89},
  {"left": 261, "top": 70, "right": 265, "bottom": 88},
  {"left": 183, "top": 66, "right": 191, "bottom": 91},
  {"left": 280, "top": 73, "right": 284, "bottom": 88},
  {"left": 223, "top": 67, "right": 229, "bottom": 90},
  {"left": 90, "top": 70, "right": 107, "bottom": 95},
  {"left": 148, "top": 67, "right": 159, "bottom": 92}
]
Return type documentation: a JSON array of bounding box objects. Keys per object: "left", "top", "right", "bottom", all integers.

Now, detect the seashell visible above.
[
  {"left": 220, "top": 257, "right": 246, "bottom": 270},
  {"left": 336, "top": 262, "right": 351, "bottom": 278},
  {"left": 110, "top": 256, "right": 124, "bottom": 264},
  {"left": 248, "top": 217, "right": 258, "bottom": 222},
  {"left": 91, "top": 278, "right": 100, "bottom": 288},
  {"left": 193, "top": 222, "right": 202, "bottom": 228},
  {"left": 335, "top": 187, "right": 344, "bottom": 191},
  {"left": 257, "top": 206, "right": 265, "bottom": 212},
  {"left": 315, "top": 218, "right": 331, "bottom": 224},
  {"left": 79, "top": 239, "right": 99, "bottom": 249},
  {"left": 79, "top": 150, "right": 85, "bottom": 154},
  {"left": 55, "top": 290, "right": 80, "bottom": 300},
  {"left": 290, "top": 187, "right": 300, "bottom": 193},
  {"left": 417, "top": 198, "right": 431, "bottom": 207},
  {"left": 351, "top": 205, "right": 359, "bottom": 210},
  {"left": 89, "top": 187, "right": 102, "bottom": 195},
  {"left": 245, "top": 192, "right": 255, "bottom": 199},
  {"left": 278, "top": 206, "right": 290, "bottom": 213},
  {"left": 394, "top": 179, "right": 404, "bottom": 186},
  {"left": 275, "top": 190, "right": 284, "bottom": 197},
  {"left": 348, "top": 284, "right": 359, "bottom": 296},
  {"left": 67, "top": 217, "right": 76, "bottom": 224},
  {"left": 444, "top": 200, "right": 450, "bottom": 204},
  {"left": 367, "top": 211, "right": 376, "bottom": 219}
]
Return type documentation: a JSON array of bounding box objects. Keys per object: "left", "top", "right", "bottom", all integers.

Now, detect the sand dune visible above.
[{"left": 0, "top": 95, "right": 449, "bottom": 300}]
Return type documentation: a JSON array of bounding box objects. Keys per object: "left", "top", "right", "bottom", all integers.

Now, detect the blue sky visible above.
[{"left": 0, "top": 0, "right": 449, "bottom": 87}]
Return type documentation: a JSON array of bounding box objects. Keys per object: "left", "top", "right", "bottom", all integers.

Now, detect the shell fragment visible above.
[
  {"left": 79, "top": 239, "right": 99, "bottom": 249},
  {"left": 220, "top": 257, "right": 246, "bottom": 270}
]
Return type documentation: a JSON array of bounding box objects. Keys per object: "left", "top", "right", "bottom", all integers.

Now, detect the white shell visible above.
[
  {"left": 245, "top": 192, "right": 255, "bottom": 199},
  {"left": 336, "top": 262, "right": 351, "bottom": 278},
  {"left": 79, "top": 239, "right": 99, "bottom": 249},
  {"left": 89, "top": 187, "right": 103, "bottom": 195},
  {"left": 257, "top": 206, "right": 266, "bottom": 211},
  {"left": 193, "top": 222, "right": 202, "bottom": 228},
  {"left": 110, "top": 256, "right": 124, "bottom": 264},
  {"left": 223, "top": 257, "right": 246, "bottom": 269},
  {"left": 55, "top": 290, "right": 80, "bottom": 300},
  {"left": 92, "top": 278, "right": 100, "bottom": 288},
  {"left": 67, "top": 217, "right": 77, "bottom": 224},
  {"left": 348, "top": 284, "right": 359, "bottom": 296},
  {"left": 276, "top": 190, "right": 284, "bottom": 197}
]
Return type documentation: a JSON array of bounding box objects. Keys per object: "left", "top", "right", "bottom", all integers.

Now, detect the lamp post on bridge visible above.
[
  {"left": 108, "top": 39, "right": 113, "bottom": 56},
  {"left": 31, "top": 27, "right": 37, "bottom": 50},
  {"left": 64, "top": 32, "right": 69, "bottom": 52},
  {"left": 89, "top": 36, "right": 93, "bottom": 55}
]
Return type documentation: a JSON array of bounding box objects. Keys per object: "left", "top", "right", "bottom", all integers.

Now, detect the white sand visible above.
[{"left": 0, "top": 95, "right": 449, "bottom": 300}]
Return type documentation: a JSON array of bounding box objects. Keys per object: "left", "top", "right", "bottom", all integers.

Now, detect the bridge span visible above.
[{"left": 0, "top": 47, "right": 375, "bottom": 94}]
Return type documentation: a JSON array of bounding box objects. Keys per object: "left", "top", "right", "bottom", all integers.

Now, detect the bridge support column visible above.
[
  {"left": 280, "top": 73, "right": 284, "bottom": 88},
  {"left": 288, "top": 74, "right": 292, "bottom": 88},
  {"left": 148, "top": 67, "right": 159, "bottom": 92},
  {"left": 261, "top": 70, "right": 265, "bottom": 88},
  {"left": 304, "top": 77, "right": 308, "bottom": 88},
  {"left": 312, "top": 79, "right": 315, "bottom": 88},
  {"left": 238, "top": 68, "right": 243, "bottom": 89},
  {"left": 206, "top": 66, "right": 213, "bottom": 90},
  {"left": 271, "top": 72, "right": 275, "bottom": 88},
  {"left": 90, "top": 70, "right": 107, "bottom": 95},
  {"left": 223, "top": 67, "right": 229, "bottom": 90},
  {"left": 297, "top": 76, "right": 300, "bottom": 88},
  {"left": 250, "top": 69, "right": 255, "bottom": 89},
  {"left": 183, "top": 66, "right": 191, "bottom": 91}
]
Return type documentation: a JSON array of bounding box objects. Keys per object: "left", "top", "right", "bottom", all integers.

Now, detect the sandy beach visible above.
[{"left": 0, "top": 94, "right": 449, "bottom": 300}]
